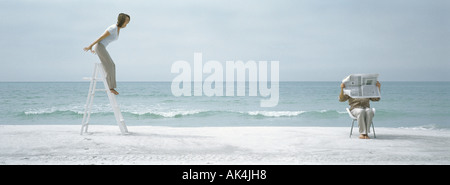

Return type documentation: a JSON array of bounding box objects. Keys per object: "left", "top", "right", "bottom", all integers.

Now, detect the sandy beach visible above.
[{"left": 1, "top": 125, "right": 449, "bottom": 165}]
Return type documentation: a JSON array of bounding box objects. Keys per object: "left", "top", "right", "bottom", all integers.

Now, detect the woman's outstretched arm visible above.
[{"left": 83, "top": 31, "right": 110, "bottom": 53}]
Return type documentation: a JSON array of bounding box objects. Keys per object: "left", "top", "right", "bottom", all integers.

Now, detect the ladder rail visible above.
[
  {"left": 83, "top": 69, "right": 98, "bottom": 133},
  {"left": 98, "top": 63, "right": 128, "bottom": 134},
  {"left": 81, "top": 63, "right": 98, "bottom": 134},
  {"left": 86, "top": 63, "right": 100, "bottom": 131}
]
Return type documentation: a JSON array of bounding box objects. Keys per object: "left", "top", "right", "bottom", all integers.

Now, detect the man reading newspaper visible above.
[{"left": 339, "top": 74, "right": 381, "bottom": 139}]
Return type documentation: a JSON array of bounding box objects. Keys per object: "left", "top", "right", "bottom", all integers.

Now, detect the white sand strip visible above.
[{"left": 1, "top": 125, "right": 449, "bottom": 165}]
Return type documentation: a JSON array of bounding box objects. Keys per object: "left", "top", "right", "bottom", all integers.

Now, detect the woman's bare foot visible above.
[
  {"left": 364, "top": 135, "right": 370, "bottom": 139},
  {"left": 110, "top": 89, "right": 119, "bottom": 95}
]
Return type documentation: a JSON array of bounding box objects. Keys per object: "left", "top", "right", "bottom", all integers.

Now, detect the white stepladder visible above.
[{"left": 80, "top": 63, "right": 128, "bottom": 135}]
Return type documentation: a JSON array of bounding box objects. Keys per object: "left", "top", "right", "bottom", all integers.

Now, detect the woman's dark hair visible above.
[{"left": 117, "top": 13, "right": 130, "bottom": 27}]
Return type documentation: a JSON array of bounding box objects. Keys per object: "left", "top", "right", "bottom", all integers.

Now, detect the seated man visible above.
[{"left": 339, "top": 81, "right": 381, "bottom": 139}]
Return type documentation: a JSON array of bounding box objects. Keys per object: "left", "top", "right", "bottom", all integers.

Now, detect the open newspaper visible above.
[{"left": 342, "top": 74, "right": 380, "bottom": 98}]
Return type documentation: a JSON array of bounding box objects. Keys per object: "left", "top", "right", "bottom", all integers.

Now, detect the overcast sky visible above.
[{"left": 0, "top": 0, "right": 449, "bottom": 81}]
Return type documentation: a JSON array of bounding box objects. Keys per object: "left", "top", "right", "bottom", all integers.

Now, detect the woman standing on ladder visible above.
[{"left": 83, "top": 13, "right": 130, "bottom": 95}]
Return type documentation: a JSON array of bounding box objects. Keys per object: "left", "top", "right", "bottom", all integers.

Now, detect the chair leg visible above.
[
  {"left": 350, "top": 120, "right": 355, "bottom": 138},
  {"left": 372, "top": 122, "right": 376, "bottom": 138}
]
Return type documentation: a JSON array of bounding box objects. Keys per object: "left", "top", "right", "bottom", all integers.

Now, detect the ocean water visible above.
[{"left": 1, "top": 82, "right": 449, "bottom": 129}]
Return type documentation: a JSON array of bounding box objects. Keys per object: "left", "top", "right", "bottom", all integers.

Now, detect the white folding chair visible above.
[{"left": 346, "top": 108, "right": 376, "bottom": 138}]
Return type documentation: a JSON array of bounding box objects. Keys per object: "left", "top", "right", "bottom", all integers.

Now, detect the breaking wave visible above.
[{"left": 21, "top": 106, "right": 347, "bottom": 119}]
